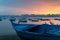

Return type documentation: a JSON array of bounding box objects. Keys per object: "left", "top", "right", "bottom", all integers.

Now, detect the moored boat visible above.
[
  {"left": 9, "top": 18, "right": 16, "bottom": 21},
  {"left": 55, "top": 19, "right": 60, "bottom": 20},
  {"left": 19, "top": 19, "right": 27, "bottom": 22},
  {"left": 19, "top": 18, "right": 27, "bottom": 22},
  {"left": 29, "top": 18, "right": 39, "bottom": 22},
  {"left": 11, "top": 22, "right": 60, "bottom": 40},
  {"left": 40, "top": 18, "right": 50, "bottom": 21},
  {"left": 0, "top": 18, "right": 2, "bottom": 21}
]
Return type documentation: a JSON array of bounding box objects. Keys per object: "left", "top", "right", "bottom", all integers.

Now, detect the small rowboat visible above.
[
  {"left": 11, "top": 22, "right": 60, "bottom": 40},
  {"left": 0, "top": 18, "right": 2, "bottom": 21},
  {"left": 29, "top": 18, "right": 39, "bottom": 22},
  {"left": 9, "top": 18, "right": 16, "bottom": 21}
]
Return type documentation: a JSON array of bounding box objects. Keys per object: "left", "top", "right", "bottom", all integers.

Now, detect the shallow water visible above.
[
  {"left": 0, "top": 19, "right": 20, "bottom": 40},
  {"left": 19, "top": 20, "right": 60, "bottom": 25}
]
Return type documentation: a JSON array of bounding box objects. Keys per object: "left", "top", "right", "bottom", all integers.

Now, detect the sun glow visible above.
[
  {"left": 13, "top": 5, "right": 60, "bottom": 15},
  {"left": 32, "top": 4, "right": 60, "bottom": 15},
  {"left": 5, "top": 0, "right": 60, "bottom": 15}
]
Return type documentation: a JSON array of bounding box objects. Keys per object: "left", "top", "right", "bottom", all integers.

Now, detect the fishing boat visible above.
[
  {"left": 19, "top": 18, "right": 27, "bottom": 22},
  {"left": 9, "top": 18, "right": 16, "bottom": 21},
  {"left": 29, "top": 18, "right": 39, "bottom": 22},
  {"left": 19, "top": 19, "right": 27, "bottom": 22},
  {"left": 11, "top": 22, "right": 60, "bottom": 40},
  {"left": 40, "top": 19, "right": 50, "bottom": 21},
  {"left": 0, "top": 18, "right": 2, "bottom": 21},
  {"left": 55, "top": 19, "right": 60, "bottom": 20}
]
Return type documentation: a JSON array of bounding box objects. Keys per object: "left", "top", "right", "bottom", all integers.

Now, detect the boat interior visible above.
[
  {"left": 12, "top": 22, "right": 60, "bottom": 35},
  {"left": 24, "top": 24, "right": 60, "bottom": 34}
]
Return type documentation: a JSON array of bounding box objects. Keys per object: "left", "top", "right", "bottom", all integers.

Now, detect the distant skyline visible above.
[{"left": 0, "top": 0, "right": 60, "bottom": 15}]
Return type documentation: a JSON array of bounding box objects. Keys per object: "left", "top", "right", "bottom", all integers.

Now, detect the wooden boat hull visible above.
[
  {"left": 11, "top": 22, "right": 60, "bottom": 40},
  {"left": 16, "top": 31, "right": 60, "bottom": 40}
]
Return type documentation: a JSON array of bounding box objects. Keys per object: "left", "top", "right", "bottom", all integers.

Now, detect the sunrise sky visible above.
[{"left": 0, "top": 0, "right": 60, "bottom": 15}]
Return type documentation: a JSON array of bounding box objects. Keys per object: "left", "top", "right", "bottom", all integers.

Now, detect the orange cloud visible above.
[{"left": 6, "top": 0, "right": 60, "bottom": 15}]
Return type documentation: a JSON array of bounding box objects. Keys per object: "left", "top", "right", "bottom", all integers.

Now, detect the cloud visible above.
[
  {"left": 0, "top": 6, "right": 12, "bottom": 12},
  {"left": 0, "top": 0, "right": 60, "bottom": 15}
]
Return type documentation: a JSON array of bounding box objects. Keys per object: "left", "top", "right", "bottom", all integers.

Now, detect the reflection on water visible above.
[
  {"left": 13, "top": 18, "right": 60, "bottom": 25},
  {"left": 20, "top": 20, "right": 60, "bottom": 25}
]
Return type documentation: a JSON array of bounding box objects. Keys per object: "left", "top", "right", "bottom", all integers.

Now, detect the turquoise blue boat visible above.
[
  {"left": 9, "top": 18, "right": 15, "bottom": 21},
  {"left": 28, "top": 18, "right": 39, "bottom": 22},
  {"left": 19, "top": 19, "right": 27, "bottom": 22},
  {"left": 11, "top": 22, "right": 60, "bottom": 40},
  {"left": 0, "top": 18, "right": 2, "bottom": 21}
]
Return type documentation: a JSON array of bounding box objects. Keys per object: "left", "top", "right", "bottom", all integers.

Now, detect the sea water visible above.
[{"left": 0, "top": 19, "right": 20, "bottom": 40}]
